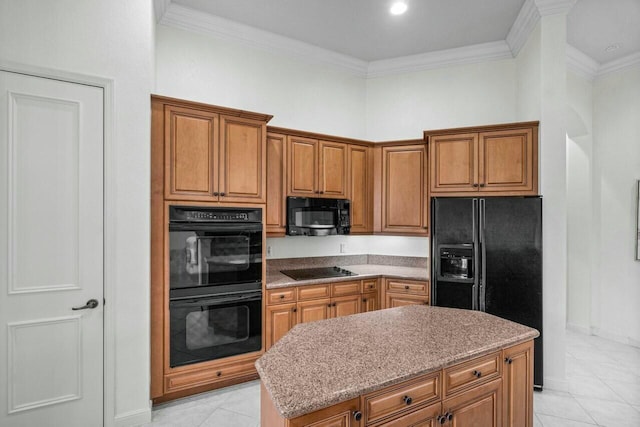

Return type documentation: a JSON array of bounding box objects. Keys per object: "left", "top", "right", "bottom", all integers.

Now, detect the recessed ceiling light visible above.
[
  {"left": 605, "top": 43, "right": 621, "bottom": 52},
  {"left": 390, "top": 1, "right": 408, "bottom": 15}
]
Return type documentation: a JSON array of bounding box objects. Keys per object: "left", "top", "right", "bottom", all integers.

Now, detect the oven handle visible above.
[
  {"left": 170, "top": 292, "right": 262, "bottom": 308},
  {"left": 169, "top": 223, "right": 263, "bottom": 232}
]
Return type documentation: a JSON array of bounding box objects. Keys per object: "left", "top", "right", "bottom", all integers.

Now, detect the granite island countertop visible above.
[
  {"left": 256, "top": 305, "right": 539, "bottom": 419},
  {"left": 266, "top": 264, "right": 428, "bottom": 289}
]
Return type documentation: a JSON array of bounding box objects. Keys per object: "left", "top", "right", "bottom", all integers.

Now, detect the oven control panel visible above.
[{"left": 169, "top": 206, "right": 262, "bottom": 223}]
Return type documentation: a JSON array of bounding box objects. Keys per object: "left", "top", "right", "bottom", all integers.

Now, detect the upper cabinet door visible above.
[
  {"left": 479, "top": 128, "right": 537, "bottom": 194},
  {"left": 429, "top": 132, "right": 478, "bottom": 194},
  {"left": 165, "top": 105, "right": 219, "bottom": 200},
  {"left": 381, "top": 145, "right": 428, "bottom": 235},
  {"left": 288, "top": 136, "right": 318, "bottom": 196},
  {"left": 266, "top": 133, "right": 287, "bottom": 235},
  {"left": 318, "top": 140, "right": 348, "bottom": 198},
  {"left": 348, "top": 145, "right": 372, "bottom": 233},
  {"left": 219, "top": 115, "right": 266, "bottom": 203}
]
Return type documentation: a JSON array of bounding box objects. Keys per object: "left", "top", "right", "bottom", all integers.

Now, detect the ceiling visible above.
[{"left": 168, "top": 0, "right": 640, "bottom": 66}]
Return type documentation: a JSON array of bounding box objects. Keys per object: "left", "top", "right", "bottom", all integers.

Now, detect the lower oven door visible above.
[{"left": 169, "top": 291, "right": 262, "bottom": 368}]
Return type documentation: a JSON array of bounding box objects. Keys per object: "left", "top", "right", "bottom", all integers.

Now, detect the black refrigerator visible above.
[{"left": 431, "top": 196, "right": 543, "bottom": 389}]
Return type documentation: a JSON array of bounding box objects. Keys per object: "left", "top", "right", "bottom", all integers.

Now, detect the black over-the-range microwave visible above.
[{"left": 286, "top": 197, "right": 350, "bottom": 236}]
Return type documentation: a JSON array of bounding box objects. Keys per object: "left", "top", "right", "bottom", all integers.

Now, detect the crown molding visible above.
[
  {"left": 597, "top": 52, "right": 640, "bottom": 76},
  {"left": 566, "top": 44, "right": 599, "bottom": 80},
  {"left": 153, "top": 0, "right": 171, "bottom": 23},
  {"left": 506, "top": 0, "right": 540, "bottom": 56},
  {"left": 367, "top": 41, "right": 513, "bottom": 78},
  {"left": 160, "top": 3, "right": 369, "bottom": 76},
  {"left": 534, "top": 0, "right": 577, "bottom": 16}
]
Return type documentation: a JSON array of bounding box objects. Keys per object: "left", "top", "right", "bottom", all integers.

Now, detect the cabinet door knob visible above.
[
  {"left": 472, "top": 370, "right": 482, "bottom": 378},
  {"left": 362, "top": 298, "right": 367, "bottom": 303},
  {"left": 220, "top": 192, "right": 226, "bottom": 196},
  {"left": 327, "top": 303, "right": 332, "bottom": 307},
  {"left": 479, "top": 183, "right": 485, "bottom": 188},
  {"left": 447, "top": 412, "right": 453, "bottom": 421},
  {"left": 437, "top": 415, "right": 447, "bottom": 424},
  {"left": 213, "top": 191, "right": 219, "bottom": 196},
  {"left": 292, "top": 308, "right": 297, "bottom": 313},
  {"left": 403, "top": 395, "right": 412, "bottom": 405},
  {"left": 353, "top": 411, "right": 362, "bottom": 421},
  {"left": 505, "top": 357, "right": 513, "bottom": 364}
]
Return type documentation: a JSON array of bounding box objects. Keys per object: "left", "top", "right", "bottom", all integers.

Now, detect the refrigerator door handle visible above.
[
  {"left": 472, "top": 199, "right": 479, "bottom": 311},
  {"left": 479, "top": 199, "right": 486, "bottom": 311}
]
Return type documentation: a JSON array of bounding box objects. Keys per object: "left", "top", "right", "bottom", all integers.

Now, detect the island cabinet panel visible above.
[
  {"left": 443, "top": 352, "right": 501, "bottom": 397},
  {"left": 442, "top": 378, "right": 503, "bottom": 427},
  {"left": 265, "top": 303, "right": 297, "bottom": 350},
  {"left": 502, "top": 340, "right": 534, "bottom": 427},
  {"left": 348, "top": 145, "right": 372, "bottom": 233},
  {"left": 362, "top": 371, "right": 441, "bottom": 425},
  {"left": 266, "top": 132, "right": 287, "bottom": 235},
  {"left": 381, "top": 144, "right": 429, "bottom": 235},
  {"left": 376, "top": 401, "right": 440, "bottom": 427},
  {"left": 427, "top": 122, "right": 538, "bottom": 197}
]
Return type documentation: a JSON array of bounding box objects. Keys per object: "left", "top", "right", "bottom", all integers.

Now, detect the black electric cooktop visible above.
[{"left": 280, "top": 266, "right": 356, "bottom": 281}]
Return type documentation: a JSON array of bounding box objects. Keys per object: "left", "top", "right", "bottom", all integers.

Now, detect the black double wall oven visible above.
[{"left": 168, "top": 206, "right": 263, "bottom": 368}]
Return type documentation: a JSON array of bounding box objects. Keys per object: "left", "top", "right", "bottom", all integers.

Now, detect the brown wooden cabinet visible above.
[
  {"left": 442, "top": 378, "right": 503, "bottom": 427},
  {"left": 288, "top": 136, "right": 348, "bottom": 198},
  {"left": 157, "top": 96, "right": 271, "bottom": 203},
  {"left": 383, "top": 278, "right": 430, "bottom": 309},
  {"left": 380, "top": 144, "right": 429, "bottom": 235},
  {"left": 503, "top": 340, "right": 534, "bottom": 427},
  {"left": 150, "top": 95, "right": 273, "bottom": 404},
  {"left": 427, "top": 122, "right": 538, "bottom": 196},
  {"left": 348, "top": 145, "right": 372, "bottom": 233},
  {"left": 267, "top": 132, "right": 287, "bottom": 235},
  {"left": 297, "top": 298, "right": 332, "bottom": 324},
  {"left": 265, "top": 303, "right": 297, "bottom": 350}
]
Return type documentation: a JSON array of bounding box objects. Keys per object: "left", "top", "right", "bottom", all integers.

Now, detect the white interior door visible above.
[{"left": 0, "top": 71, "right": 104, "bottom": 426}]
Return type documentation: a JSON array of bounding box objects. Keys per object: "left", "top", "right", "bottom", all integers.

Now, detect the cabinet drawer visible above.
[
  {"left": 363, "top": 372, "right": 441, "bottom": 425},
  {"left": 386, "top": 279, "right": 429, "bottom": 295},
  {"left": 165, "top": 358, "right": 257, "bottom": 393},
  {"left": 361, "top": 279, "right": 378, "bottom": 293},
  {"left": 332, "top": 280, "right": 361, "bottom": 297},
  {"left": 266, "top": 288, "right": 296, "bottom": 304},
  {"left": 444, "top": 352, "right": 501, "bottom": 397},
  {"left": 297, "top": 284, "right": 331, "bottom": 301}
]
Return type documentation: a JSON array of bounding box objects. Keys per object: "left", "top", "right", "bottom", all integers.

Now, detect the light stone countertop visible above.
[
  {"left": 266, "top": 264, "right": 428, "bottom": 289},
  {"left": 256, "top": 305, "right": 539, "bottom": 419}
]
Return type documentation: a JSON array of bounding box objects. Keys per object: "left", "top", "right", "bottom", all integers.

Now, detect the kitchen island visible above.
[{"left": 257, "top": 305, "right": 539, "bottom": 427}]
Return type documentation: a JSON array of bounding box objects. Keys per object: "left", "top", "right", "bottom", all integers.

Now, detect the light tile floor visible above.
[{"left": 145, "top": 329, "right": 640, "bottom": 426}]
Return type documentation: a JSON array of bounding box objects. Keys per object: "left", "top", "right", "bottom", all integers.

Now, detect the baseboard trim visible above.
[
  {"left": 542, "top": 376, "right": 569, "bottom": 392},
  {"left": 114, "top": 407, "right": 152, "bottom": 427},
  {"left": 591, "top": 327, "right": 640, "bottom": 349},
  {"left": 566, "top": 322, "right": 591, "bottom": 335}
]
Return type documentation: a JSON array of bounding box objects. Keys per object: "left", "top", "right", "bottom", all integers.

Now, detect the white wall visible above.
[
  {"left": 592, "top": 64, "right": 640, "bottom": 344},
  {"left": 0, "top": 1, "right": 154, "bottom": 426},
  {"left": 156, "top": 25, "right": 367, "bottom": 139},
  {"left": 515, "top": 15, "right": 569, "bottom": 391},
  {"left": 365, "top": 60, "right": 518, "bottom": 140},
  {"left": 266, "top": 235, "right": 429, "bottom": 259},
  {"left": 566, "top": 71, "right": 594, "bottom": 333}
]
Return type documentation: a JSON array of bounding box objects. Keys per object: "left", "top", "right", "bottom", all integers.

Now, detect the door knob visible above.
[{"left": 72, "top": 299, "right": 99, "bottom": 310}]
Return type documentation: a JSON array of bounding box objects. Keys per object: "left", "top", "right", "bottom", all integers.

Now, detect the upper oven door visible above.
[{"left": 169, "top": 222, "right": 262, "bottom": 289}]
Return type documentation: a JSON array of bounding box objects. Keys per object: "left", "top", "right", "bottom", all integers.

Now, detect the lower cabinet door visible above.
[
  {"left": 288, "top": 398, "right": 361, "bottom": 427},
  {"left": 442, "top": 378, "right": 502, "bottom": 427},
  {"left": 265, "top": 303, "right": 297, "bottom": 350},
  {"left": 503, "top": 341, "right": 534, "bottom": 427},
  {"left": 332, "top": 295, "right": 361, "bottom": 318},
  {"left": 377, "top": 402, "right": 441, "bottom": 427},
  {"left": 361, "top": 292, "right": 379, "bottom": 312},
  {"left": 297, "top": 298, "right": 331, "bottom": 324}
]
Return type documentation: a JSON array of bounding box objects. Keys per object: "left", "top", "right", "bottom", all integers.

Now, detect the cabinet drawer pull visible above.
[
  {"left": 472, "top": 370, "right": 482, "bottom": 378},
  {"left": 362, "top": 298, "right": 367, "bottom": 302},
  {"left": 292, "top": 308, "right": 297, "bottom": 313},
  {"left": 216, "top": 371, "right": 222, "bottom": 377},
  {"left": 279, "top": 295, "right": 285, "bottom": 299},
  {"left": 404, "top": 285, "right": 410, "bottom": 290},
  {"left": 403, "top": 395, "right": 412, "bottom": 405}
]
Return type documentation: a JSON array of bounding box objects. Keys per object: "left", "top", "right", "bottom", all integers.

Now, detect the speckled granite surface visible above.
[
  {"left": 266, "top": 255, "right": 429, "bottom": 289},
  {"left": 256, "top": 305, "right": 539, "bottom": 419}
]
